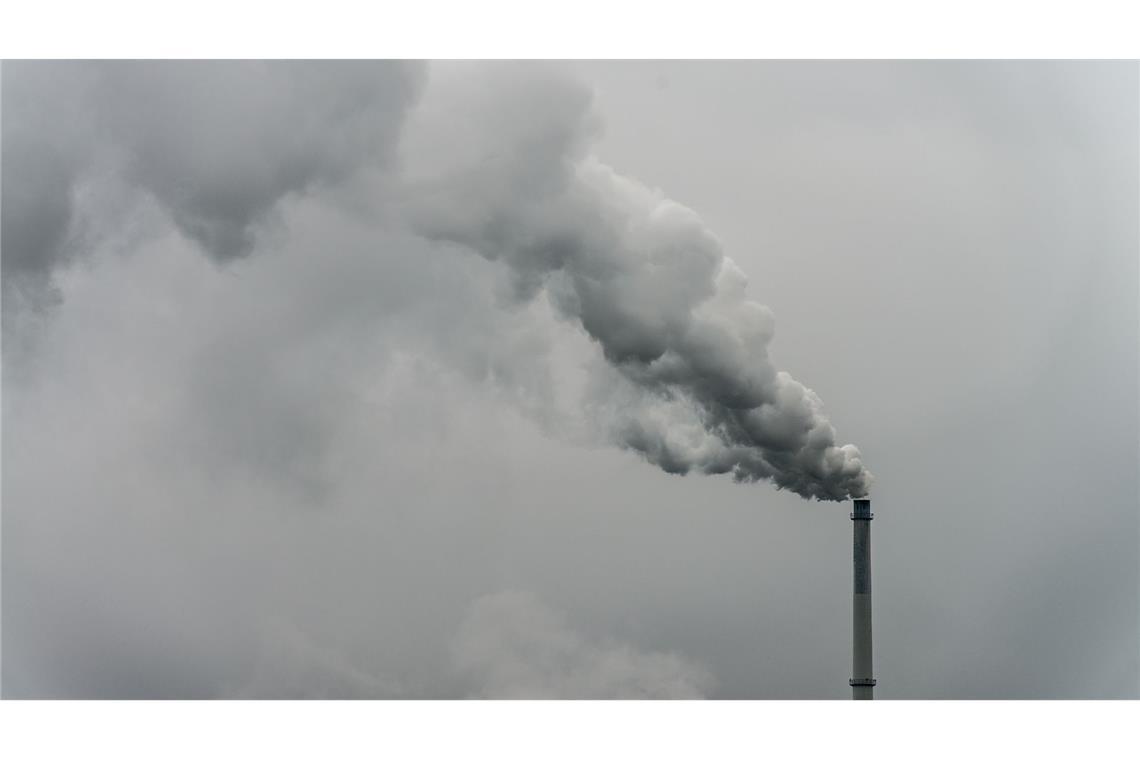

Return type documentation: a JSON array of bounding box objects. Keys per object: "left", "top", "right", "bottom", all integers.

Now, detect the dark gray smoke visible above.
[
  {"left": 2, "top": 60, "right": 424, "bottom": 291},
  {"left": 3, "top": 60, "right": 869, "bottom": 501},
  {"left": 403, "top": 64, "right": 871, "bottom": 500}
]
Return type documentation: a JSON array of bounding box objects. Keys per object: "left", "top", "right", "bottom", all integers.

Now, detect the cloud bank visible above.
[
  {"left": 2, "top": 61, "right": 423, "bottom": 287},
  {"left": 453, "top": 591, "right": 713, "bottom": 698}
]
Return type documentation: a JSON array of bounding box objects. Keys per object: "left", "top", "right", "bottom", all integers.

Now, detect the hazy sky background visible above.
[{"left": 2, "top": 60, "right": 1137, "bottom": 699}]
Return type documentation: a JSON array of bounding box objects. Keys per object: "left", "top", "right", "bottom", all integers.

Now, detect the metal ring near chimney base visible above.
[{"left": 849, "top": 678, "right": 877, "bottom": 687}]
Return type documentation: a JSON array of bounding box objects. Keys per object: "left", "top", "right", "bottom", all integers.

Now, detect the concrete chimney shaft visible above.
[{"left": 850, "top": 498, "right": 876, "bottom": 700}]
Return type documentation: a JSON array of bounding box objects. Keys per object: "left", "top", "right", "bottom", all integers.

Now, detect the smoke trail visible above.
[
  {"left": 404, "top": 65, "right": 871, "bottom": 500},
  {"left": 3, "top": 61, "right": 870, "bottom": 501}
]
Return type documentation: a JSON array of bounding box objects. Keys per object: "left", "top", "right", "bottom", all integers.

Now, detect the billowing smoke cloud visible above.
[
  {"left": 2, "top": 62, "right": 100, "bottom": 289},
  {"left": 91, "top": 61, "right": 423, "bottom": 260},
  {"left": 3, "top": 60, "right": 868, "bottom": 501},
  {"left": 2, "top": 60, "right": 424, "bottom": 292},
  {"left": 403, "top": 64, "right": 871, "bottom": 500},
  {"left": 3, "top": 60, "right": 1133, "bottom": 702}
]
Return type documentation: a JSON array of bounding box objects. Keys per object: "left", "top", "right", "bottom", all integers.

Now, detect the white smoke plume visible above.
[{"left": 3, "top": 60, "right": 870, "bottom": 501}]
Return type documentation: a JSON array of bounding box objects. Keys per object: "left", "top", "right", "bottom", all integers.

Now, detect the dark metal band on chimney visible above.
[{"left": 850, "top": 498, "right": 876, "bottom": 699}]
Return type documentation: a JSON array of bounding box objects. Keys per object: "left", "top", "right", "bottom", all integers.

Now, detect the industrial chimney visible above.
[{"left": 850, "top": 498, "right": 876, "bottom": 699}]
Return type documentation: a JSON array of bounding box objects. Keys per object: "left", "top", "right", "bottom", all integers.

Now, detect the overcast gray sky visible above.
[{"left": 2, "top": 60, "right": 1137, "bottom": 699}]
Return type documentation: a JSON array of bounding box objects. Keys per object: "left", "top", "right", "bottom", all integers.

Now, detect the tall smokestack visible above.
[{"left": 850, "top": 498, "right": 876, "bottom": 699}]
